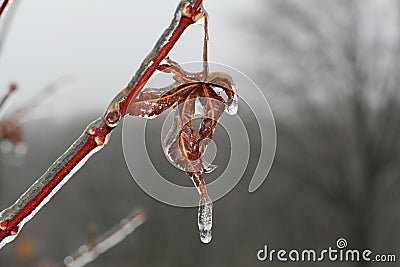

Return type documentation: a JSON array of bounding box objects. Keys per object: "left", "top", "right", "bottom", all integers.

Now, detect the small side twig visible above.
[
  {"left": 0, "top": 0, "right": 204, "bottom": 248},
  {"left": 0, "top": 0, "right": 19, "bottom": 56},
  {"left": 59, "top": 209, "right": 146, "bottom": 267},
  {"left": 0, "top": 79, "right": 70, "bottom": 153},
  {"left": 0, "top": 83, "right": 16, "bottom": 117},
  {"left": 0, "top": 0, "right": 11, "bottom": 18},
  {"left": 7, "top": 76, "right": 73, "bottom": 123}
]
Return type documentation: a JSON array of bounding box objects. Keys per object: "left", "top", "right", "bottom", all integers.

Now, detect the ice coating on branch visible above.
[
  {"left": 128, "top": 85, "right": 177, "bottom": 119},
  {"left": 126, "top": 0, "right": 198, "bottom": 90},
  {"left": 0, "top": 118, "right": 106, "bottom": 249},
  {"left": 0, "top": 0, "right": 207, "bottom": 249},
  {"left": 61, "top": 210, "right": 146, "bottom": 267},
  {"left": 198, "top": 195, "right": 213, "bottom": 243}
]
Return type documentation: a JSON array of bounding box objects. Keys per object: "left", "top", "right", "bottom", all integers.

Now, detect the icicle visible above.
[{"left": 198, "top": 194, "right": 213, "bottom": 243}]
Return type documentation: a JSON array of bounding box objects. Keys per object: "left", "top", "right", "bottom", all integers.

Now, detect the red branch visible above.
[
  {"left": 121, "top": 17, "right": 193, "bottom": 116},
  {"left": 0, "top": 0, "right": 10, "bottom": 18},
  {"left": 120, "top": 1, "right": 204, "bottom": 116},
  {"left": 0, "top": 0, "right": 203, "bottom": 246},
  {"left": 0, "top": 83, "right": 16, "bottom": 112}
]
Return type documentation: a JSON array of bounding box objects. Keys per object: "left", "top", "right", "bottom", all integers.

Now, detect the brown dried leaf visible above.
[{"left": 128, "top": 63, "right": 237, "bottom": 189}]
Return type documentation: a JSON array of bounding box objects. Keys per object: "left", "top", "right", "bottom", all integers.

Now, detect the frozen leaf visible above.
[{"left": 128, "top": 59, "right": 237, "bottom": 243}]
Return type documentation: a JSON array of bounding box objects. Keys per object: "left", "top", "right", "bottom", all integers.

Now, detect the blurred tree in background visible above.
[{"left": 250, "top": 0, "right": 400, "bottom": 265}]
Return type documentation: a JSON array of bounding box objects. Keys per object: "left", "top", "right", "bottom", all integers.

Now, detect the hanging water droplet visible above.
[{"left": 198, "top": 195, "right": 213, "bottom": 243}]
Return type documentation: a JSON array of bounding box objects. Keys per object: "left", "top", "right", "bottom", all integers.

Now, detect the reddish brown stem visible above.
[
  {"left": 0, "top": 83, "right": 16, "bottom": 112},
  {"left": 120, "top": 2, "right": 203, "bottom": 116},
  {"left": 0, "top": 0, "right": 203, "bottom": 247},
  {"left": 0, "top": 0, "right": 10, "bottom": 18}
]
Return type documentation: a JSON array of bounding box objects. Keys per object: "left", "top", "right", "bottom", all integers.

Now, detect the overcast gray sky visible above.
[{"left": 0, "top": 0, "right": 262, "bottom": 120}]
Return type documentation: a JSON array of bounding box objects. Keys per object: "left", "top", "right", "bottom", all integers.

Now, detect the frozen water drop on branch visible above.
[{"left": 64, "top": 256, "right": 74, "bottom": 266}]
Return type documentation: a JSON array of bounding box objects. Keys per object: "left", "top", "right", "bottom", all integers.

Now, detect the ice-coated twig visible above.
[
  {"left": 0, "top": 83, "right": 16, "bottom": 118},
  {"left": 0, "top": 0, "right": 19, "bottom": 56},
  {"left": 0, "top": 79, "right": 71, "bottom": 156},
  {"left": 7, "top": 76, "right": 73, "bottom": 123},
  {"left": 0, "top": 0, "right": 204, "bottom": 249},
  {"left": 59, "top": 209, "right": 146, "bottom": 267},
  {"left": 0, "top": 0, "right": 13, "bottom": 17}
]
